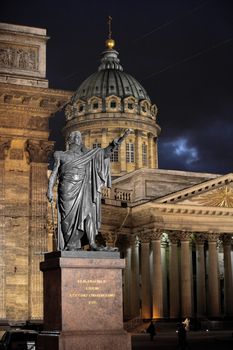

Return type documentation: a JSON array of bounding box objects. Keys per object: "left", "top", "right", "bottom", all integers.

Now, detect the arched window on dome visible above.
[
  {"left": 88, "top": 96, "right": 102, "bottom": 113},
  {"left": 76, "top": 100, "right": 86, "bottom": 116},
  {"left": 110, "top": 101, "right": 116, "bottom": 108},
  {"left": 140, "top": 100, "right": 151, "bottom": 116},
  {"left": 126, "top": 142, "right": 135, "bottom": 163},
  {"left": 124, "top": 96, "right": 137, "bottom": 114},
  {"left": 106, "top": 95, "right": 121, "bottom": 112},
  {"left": 151, "top": 104, "right": 158, "bottom": 119},
  {"left": 142, "top": 142, "right": 148, "bottom": 166}
]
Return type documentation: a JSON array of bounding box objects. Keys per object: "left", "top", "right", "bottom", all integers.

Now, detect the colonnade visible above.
[{"left": 114, "top": 230, "right": 233, "bottom": 320}]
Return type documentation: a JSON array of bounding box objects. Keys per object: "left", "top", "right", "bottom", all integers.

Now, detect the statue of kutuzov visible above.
[{"left": 47, "top": 129, "right": 131, "bottom": 251}]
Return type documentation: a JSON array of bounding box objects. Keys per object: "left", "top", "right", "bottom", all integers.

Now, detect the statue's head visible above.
[{"left": 67, "top": 131, "right": 82, "bottom": 146}]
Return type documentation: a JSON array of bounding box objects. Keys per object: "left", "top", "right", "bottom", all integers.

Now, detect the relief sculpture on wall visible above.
[{"left": 0, "top": 43, "right": 38, "bottom": 71}]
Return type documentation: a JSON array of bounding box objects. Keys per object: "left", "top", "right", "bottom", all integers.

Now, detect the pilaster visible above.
[
  {"left": 0, "top": 138, "right": 10, "bottom": 320},
  {"left": 27, "top": 140, "right": 53, "bottom": 320}
]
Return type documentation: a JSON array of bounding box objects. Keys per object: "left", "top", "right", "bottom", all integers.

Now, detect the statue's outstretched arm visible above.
[
  {"left": 46, "top": 151, "right": 60, "bottom": 202},
  {"left": 104, "top": 129, "right": 132, "bottom": 158}
]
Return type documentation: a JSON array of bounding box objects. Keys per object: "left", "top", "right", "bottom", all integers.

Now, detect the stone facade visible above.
[
  {"left": 100, "top": 170, "right": 233, "bottom": 319},
  {"left": 0, "top": 23, "right": 72, "bottom": 322},
  {"left": 0, "top": 22, "right": 232, "bottom": 325}
]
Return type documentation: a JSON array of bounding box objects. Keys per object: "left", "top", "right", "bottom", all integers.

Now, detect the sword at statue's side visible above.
[{"left": 50, "top": 200, "right": 58, "bottom": 250}]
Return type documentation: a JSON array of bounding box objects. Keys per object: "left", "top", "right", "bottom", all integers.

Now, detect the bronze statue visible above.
[{"left": 47, "top": 129, "right": 131, "bottom": 251}]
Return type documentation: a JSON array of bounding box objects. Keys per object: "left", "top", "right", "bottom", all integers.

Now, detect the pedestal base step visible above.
[{"left": 37, "top": 330, "right": 131, "bottom": 350}]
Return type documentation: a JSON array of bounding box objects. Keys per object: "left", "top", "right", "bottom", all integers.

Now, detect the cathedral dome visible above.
[
  {"left": 65, "top": 44, "right": 157, "bottom": 120},
  {"left": 71, "top": 49, "right": 151, "bottom": 103},
  {"left": 64, "top": 38, "right": 160, "bottom": 177}
]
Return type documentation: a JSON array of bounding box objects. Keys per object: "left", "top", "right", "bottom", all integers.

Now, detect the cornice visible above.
[
  {"left": 131, "top": 201, "right": 233, "bottom": 218},
  {"left": 0, "top": 82, "right": 73, "bottom": 97},
  {"left": 0, "top": 83, "right": 73, "bottom": 113},
  {"left": 155, "top": 173, "right": 233, "bottom": 205}
]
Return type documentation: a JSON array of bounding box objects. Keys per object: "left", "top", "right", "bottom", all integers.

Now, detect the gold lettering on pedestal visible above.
[
  {"left": 77, "top": 279, "right": 106, "bottom": 284},
  {"left": 69, "top": 293, "right": 115, "bottom": 298},
  {"left": 68, "top": 279, "right": 115, "bottom": 304}
]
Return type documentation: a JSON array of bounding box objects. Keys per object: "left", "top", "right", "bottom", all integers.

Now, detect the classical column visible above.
[
  {"left": 135, "top": 130, "right": 142, "bottom": 169},
  {"left": 195, "top": 234, "right": 206, "bottom": 317},
  {"left": 222, "top": 234, "right": 233, "bottom": 316},
  {"left": 169, "top": 232, "right": 180, "bottom": 318},
  {"left": 84, "top": 130, "right": 91, "bottom": 149},
  {"left": 139, "top": 231, "right": 152, "bottom": 319},
  {"left": 179, "top": 231, "right": 192, "bottom": 317},
  {"left": 148, "top": 133, "right": 154, "bottom": 169},
  {"left": 119, "top": 138, "right": 127, "bottom": 173},
  {"left": 206, "top": 233, "right": 220, "bottom": 317},
  {"left": 0, "top": 138, "right": 11, "bottom": 320},
  {"left": 27, "top": 140, "right": 54, "bottom": 320},
  {"left": 101, "top": 128, "right": 108, "bottom": 148},
  {"left": 151, "top": 229, "right": 163, "bottom": 318},
  {"left": 129, "top": 234, "right": 140, "bottom": 317}
]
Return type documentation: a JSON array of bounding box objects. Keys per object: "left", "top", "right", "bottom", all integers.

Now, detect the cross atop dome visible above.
[{"left": 105, "top": 15, "right": 115, "bottom": 50}]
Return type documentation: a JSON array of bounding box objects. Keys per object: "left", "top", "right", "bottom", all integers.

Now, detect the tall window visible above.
[
  {"left": 92, "top": 102, "right": 99, "bottom": 110},
  {"left": 142, "top": 143, "right": 147, "bottom": 166},
  {"left": 110, "top": 101, "right": 116, "bottom": 108},
  {"left": 110, "top": 146, "right": 119, "bottom": 162},
  {"left": 126, "top": 143, "right": 135, "bottom": 163},
  {"left": 93, "top": 143, "right": 101, "bottom": 149},
  {"left": 78, "top": 105, "right": 84, "bottom": 112}
]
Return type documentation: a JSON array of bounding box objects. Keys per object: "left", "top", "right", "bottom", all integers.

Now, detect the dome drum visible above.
[{"left": 65, "top": 95, "right": 157, "bottom": 121}]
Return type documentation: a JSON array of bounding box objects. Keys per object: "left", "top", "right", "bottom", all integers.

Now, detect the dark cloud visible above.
[
  {"left": 159, "top": 119, "right": 233, "bottom": 174},
  {"left": 1, "top": 0, "right": 233, "bottom": 174}
]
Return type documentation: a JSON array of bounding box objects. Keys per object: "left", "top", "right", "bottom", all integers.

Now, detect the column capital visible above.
[
  {"left": 117, "top": 234, "right": 130, "bottom": 250},
  {"left": 147, "top": 132, "right": 155, "bottom": 139},
  {"left": 128, "top": 234, "right": 140, "bottom": 247},
  {"left": 27, "top": 140, "right": 54, "bottom": 163},
  {"left": 194, "top": 233, "right": 206, "bottom": 245},
  {"left": 139, "top": 230, "right": 151, "bottom": 244},
  {"left": 150, "top": 228, "right": 163, "bottom": 241},
  {"left": 178, "top": 230, "right": 192, "bottom": 241},
  {"left": 168, "top": 231, "right": 180, "bottom": 244},
  {"left": 101, "top": 231, "right": 117, "bottom": 246},
  {"left": 205, "top": 232, "right": 220, "bottom": 242},
  {"left": 0, "top": 137, "right": 11, "bottom": 160}
]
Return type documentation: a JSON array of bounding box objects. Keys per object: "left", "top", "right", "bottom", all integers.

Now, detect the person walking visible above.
[{"left": 146, "top": 320, "right": 156, "bottom": 341}]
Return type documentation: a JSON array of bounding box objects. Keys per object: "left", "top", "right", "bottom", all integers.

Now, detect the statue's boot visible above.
[{"left": 89, "top": 243, "right": 118, "bottom": 252}]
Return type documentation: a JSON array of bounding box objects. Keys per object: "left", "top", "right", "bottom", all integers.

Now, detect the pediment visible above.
[{"left": 156, "top": 173, "right": 233, "bottom": 208}]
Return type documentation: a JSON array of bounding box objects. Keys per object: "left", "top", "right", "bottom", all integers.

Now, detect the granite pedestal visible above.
[{"left": 37, "top": 251, "right": 131, "bottom": 350}]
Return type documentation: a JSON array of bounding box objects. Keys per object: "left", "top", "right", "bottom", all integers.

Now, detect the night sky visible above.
[{"left": 1, "top": 0, "right": 233, "bottom": 175}]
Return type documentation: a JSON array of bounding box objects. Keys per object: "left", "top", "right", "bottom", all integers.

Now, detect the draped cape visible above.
[{"left": 57, "top": 148, "right": 111, "bottom": 250}]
